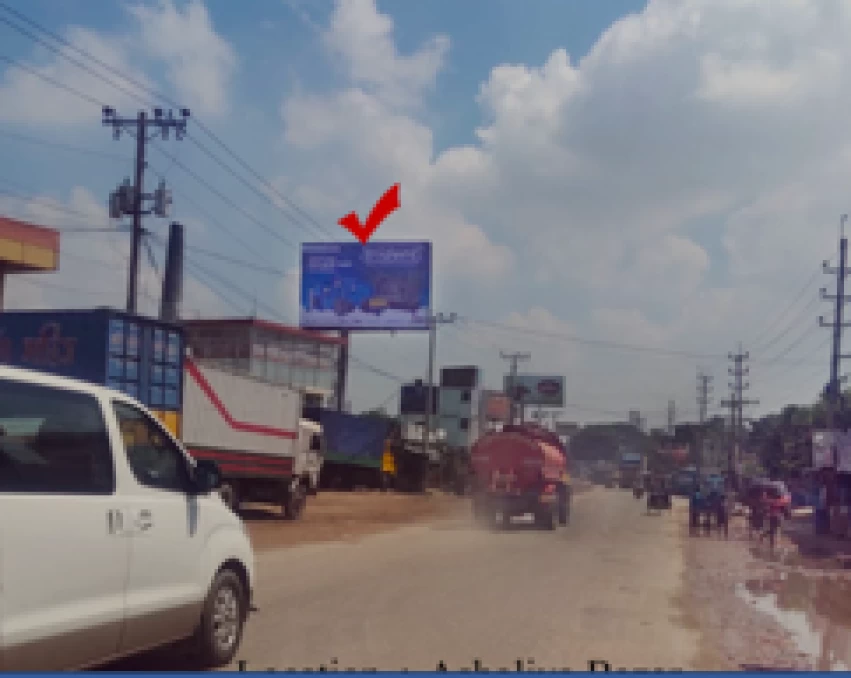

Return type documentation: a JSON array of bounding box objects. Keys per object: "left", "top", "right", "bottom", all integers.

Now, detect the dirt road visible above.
[
  {"left": 241, "top": 491, "right": 468, "bottom": 551},
  {"left": 228, "top": 486, "right": 696, "bottom": 671}
]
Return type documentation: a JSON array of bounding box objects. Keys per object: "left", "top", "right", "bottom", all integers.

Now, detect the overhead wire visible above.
[{"left": 5, "top": 2, "right": 831, "bottom": 409}]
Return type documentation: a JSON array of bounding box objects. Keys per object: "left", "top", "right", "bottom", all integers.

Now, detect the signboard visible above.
[
  {"left": 400, "top": 382, "right": 440, "bottom": 415},
  {"left": 555, "top": 421, "right": 579, "bottom": 437},
  {"left": 0, "top": 309, "right": 183, "bottom": 412},
  {"left": 441, "top": 366, "right": 479, "bottom": 389},
  {"left": 300, "top": 241, "right": 432, "bottom": 331},
  {"left": 812, "top": 430, "right": 836, "bottom": 469},
  {"left": 503, "top": 374, "right": 565, "bottom": 407}
]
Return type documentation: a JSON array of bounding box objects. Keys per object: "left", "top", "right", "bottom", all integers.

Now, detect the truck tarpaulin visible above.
[{"left": 308, "top": 409, "right": 392, "bottom": 469}]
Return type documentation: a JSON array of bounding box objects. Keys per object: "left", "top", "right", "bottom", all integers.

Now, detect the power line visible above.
[
  {"left": 0, "top": 128, "right": 129, "bottom": 161},
  {"left": 0, "top": 4, "right": 334, "bottom": 243},
  {"left": 469, "top": 317, "right": 722, "bottom": 360},
  {"left": 148, "top": 142, "right": 297, "bottom": 250},
  {"left": 748, "top": 264, "right": 826, "bottom": 349},
  {"left": 0, "top": 53, "right": 105, "bottom": 107}
]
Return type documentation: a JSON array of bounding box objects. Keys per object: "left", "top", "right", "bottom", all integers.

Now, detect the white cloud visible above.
[
  {"left": 0, "top": 28, "right": 150, "bottom": 125},
  {"left": 6, "top": 0, "right": 850, "bottom": 423},
  {"left": 322, "top": 0, "right": 449, "bottom": 109},
  {"left": 129, "top": 0, "right": 237, "bottom": 117},
  {"left": 275, "top": 0, "right": 851, "bottom": 421},
  {"left": 0, "top": 0, "right": 235, "bottom": 125}
]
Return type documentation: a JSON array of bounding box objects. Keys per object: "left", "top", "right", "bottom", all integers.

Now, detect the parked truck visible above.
[
  {"left": 306, "top": 408, "right": 392, "bottom": 490},
  {"left": 469, "top": 424, "right": 571, "bottom": 530},
  {"left": 305, "top": 409, "right": 431, "bottom": 492},
  {"left": 183, "top": 359, "right": 322, "bottom": 517},
  {"left": 0, "top": 308, "right": 322, "bottom": 518}
]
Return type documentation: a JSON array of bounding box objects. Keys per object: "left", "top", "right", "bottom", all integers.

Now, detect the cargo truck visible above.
[
  {"left": 470, "top": 424, "right": 571, "bottom": 530},
  {"left": 0, "top": 308, "right": 322, "bottom": 518}
]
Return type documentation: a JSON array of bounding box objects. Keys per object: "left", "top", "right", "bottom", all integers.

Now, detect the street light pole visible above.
[{"left": 423, "top": 312, "right": 457, "bottom": 460}]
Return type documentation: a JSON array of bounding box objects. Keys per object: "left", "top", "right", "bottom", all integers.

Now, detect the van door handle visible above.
[
  {"left": 107, "top": 509, "right": 124, "bottom": 534},
  {"left": 136, "top": 509, "right": 153, "bottom": 531}
]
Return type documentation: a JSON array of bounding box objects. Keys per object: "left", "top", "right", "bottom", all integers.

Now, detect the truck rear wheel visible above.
[
  {"left": 283, "top": 484, "right": 307, "bottom": 520},
  {"left": 558, "top": 489, "right": 570, "bottom": 526}
]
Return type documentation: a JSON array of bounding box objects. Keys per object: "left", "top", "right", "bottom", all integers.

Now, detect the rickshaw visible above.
[
  {"left": 646, "top": 474, "right": 672, "bottom": 512},
  {"left": 633, "top": 472, "right": 648, "bottom": 500}
]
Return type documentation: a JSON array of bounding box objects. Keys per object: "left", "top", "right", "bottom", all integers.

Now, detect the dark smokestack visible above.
[{"left": 160, "top": 221, "right": 185, "bottom": 323}]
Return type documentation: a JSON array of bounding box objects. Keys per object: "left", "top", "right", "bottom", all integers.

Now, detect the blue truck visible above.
[{"left": 0, "top": 308, "right": 184, "bottom": 429}]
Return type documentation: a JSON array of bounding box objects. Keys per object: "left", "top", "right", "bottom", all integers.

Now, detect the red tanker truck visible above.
[{"left": 469, "top": 424, "right": 571, "bottom": 530}]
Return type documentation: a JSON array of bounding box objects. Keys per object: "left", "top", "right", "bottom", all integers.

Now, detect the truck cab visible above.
[{"left": 298, "top": 419, "right": 323, "bottom": 495}]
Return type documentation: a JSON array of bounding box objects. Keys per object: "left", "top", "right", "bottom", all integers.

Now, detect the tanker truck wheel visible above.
[{"left": 535, "top": 505, "right": 556, "bottom": 531}]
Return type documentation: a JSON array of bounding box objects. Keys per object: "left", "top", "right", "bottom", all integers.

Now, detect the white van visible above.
[{"left": 0, "top": 365, "right": 255, "bottom": 670}]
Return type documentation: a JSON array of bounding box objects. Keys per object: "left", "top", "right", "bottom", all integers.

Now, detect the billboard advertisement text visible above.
[
  {"left": 503, "top": 374, "right": 565, "bottom": 407},
  {"left": 300, "top": 241, "right": 431, "bottom": 331}
]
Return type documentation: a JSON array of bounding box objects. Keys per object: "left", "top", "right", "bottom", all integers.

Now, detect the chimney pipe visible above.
[{"left": 160, "top": 221, "right": 185, "bottom": 323}]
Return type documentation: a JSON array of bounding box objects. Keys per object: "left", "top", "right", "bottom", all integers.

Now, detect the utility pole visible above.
[
  {"left": 667, "top": 399, "right": 676, "bottom": 436},
  {"left": 720, "top": 345, "right": 758, "bottom": 487},
  {"left": 423, "top": 312, "right": 457, "bottom": 460},
  {"left": 696, "top": 372, "right": 713, "bottom": 477},
  {"left": 103, "top": 106, "right": 189, "bottom": 313},
  {"left": 501, "top": 351, "right": 531, "bottom": 424},
  {"left": 820, "top": 214, "right": 850, "bottom": 429}
]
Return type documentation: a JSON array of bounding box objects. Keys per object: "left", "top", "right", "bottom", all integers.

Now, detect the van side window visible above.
[
  {"left": 113, "top": 401, "right": 190, "bottom": 493},
  {"left": 0, "top": 378, "right": 114, "bottom": 494}
]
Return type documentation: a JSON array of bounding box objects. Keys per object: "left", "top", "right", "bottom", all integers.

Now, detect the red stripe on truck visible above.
[
  {"left": 185, "top": 359, "right": 298, "bottom": 439},
  {"left": 188, "top": 447, "right": 294, "bottom": 468}
]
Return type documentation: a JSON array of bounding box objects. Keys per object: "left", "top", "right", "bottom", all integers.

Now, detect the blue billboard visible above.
[{"left": 300, "top": 241, "right": 432, "bottom": 331}]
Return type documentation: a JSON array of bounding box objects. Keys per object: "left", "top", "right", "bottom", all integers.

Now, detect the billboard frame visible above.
[
  {"left": 299, "top": 240, "right": 433, "bottom": 332},
  {"left": 503, "top": 374, "right": 565, "bottom": 407}
]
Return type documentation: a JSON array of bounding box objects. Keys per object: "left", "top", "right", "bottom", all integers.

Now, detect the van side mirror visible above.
[{"left": 192, "top": 459, "right": 222, "bottom": 494}]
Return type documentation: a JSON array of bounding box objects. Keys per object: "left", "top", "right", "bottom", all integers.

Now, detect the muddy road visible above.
[
  {"left": 227, "top": 485, "right": 695, "bottom": 672},
  {"left": 105, "top": 485, "right": 694, "bottom": 672}
]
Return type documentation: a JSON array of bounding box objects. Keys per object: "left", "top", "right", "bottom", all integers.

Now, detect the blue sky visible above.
[{"left": 0, "top": 0, "right": 847, "bottom": 426}]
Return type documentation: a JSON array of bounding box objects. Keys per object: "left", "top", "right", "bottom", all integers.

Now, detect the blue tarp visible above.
[{"left": 309, "top": 409, "right": 392, "bottom": 469}]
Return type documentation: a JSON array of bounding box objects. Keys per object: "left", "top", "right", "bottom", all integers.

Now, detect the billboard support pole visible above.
[{"left": 336, "top": 330, "right": 349, "bottom": 412}]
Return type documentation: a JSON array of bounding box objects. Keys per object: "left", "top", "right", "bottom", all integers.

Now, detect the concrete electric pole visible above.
[
  {"left": 423, "top": 312, "right": 457, "bottom": 460},
  {"left": 696, "top": 372, "right": 713, "bottom": 477},
  {"left": 720, "top": 345, "right": 758, "bottom": 487},
  {"left": 501, "top": 351, "right": 531, "bottom": 425},
  {"left": 103, "top": 106, "right": 189, "bottom": 313},
  {"left": 820, "top": 214, "right": 850, "bottom": 429},
  {"left": 667, "top": 399, "right": 676, "bottom": 436}
]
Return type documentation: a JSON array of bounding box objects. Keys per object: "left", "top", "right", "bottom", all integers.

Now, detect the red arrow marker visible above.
[{"left": 338, "top": 183, "right": 400, "bottom": 244}]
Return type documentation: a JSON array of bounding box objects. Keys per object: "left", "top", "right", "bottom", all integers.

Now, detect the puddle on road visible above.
[{"left": 735, "top": 570, "right": 851, "bottom": 670}]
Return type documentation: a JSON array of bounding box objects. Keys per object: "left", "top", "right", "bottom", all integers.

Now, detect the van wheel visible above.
[
  {"left": 188, "top": 569, "right": 247, "bottom": 668},
  {"left": 283, "top": 484, "right": 307, "bottom": 520}
]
